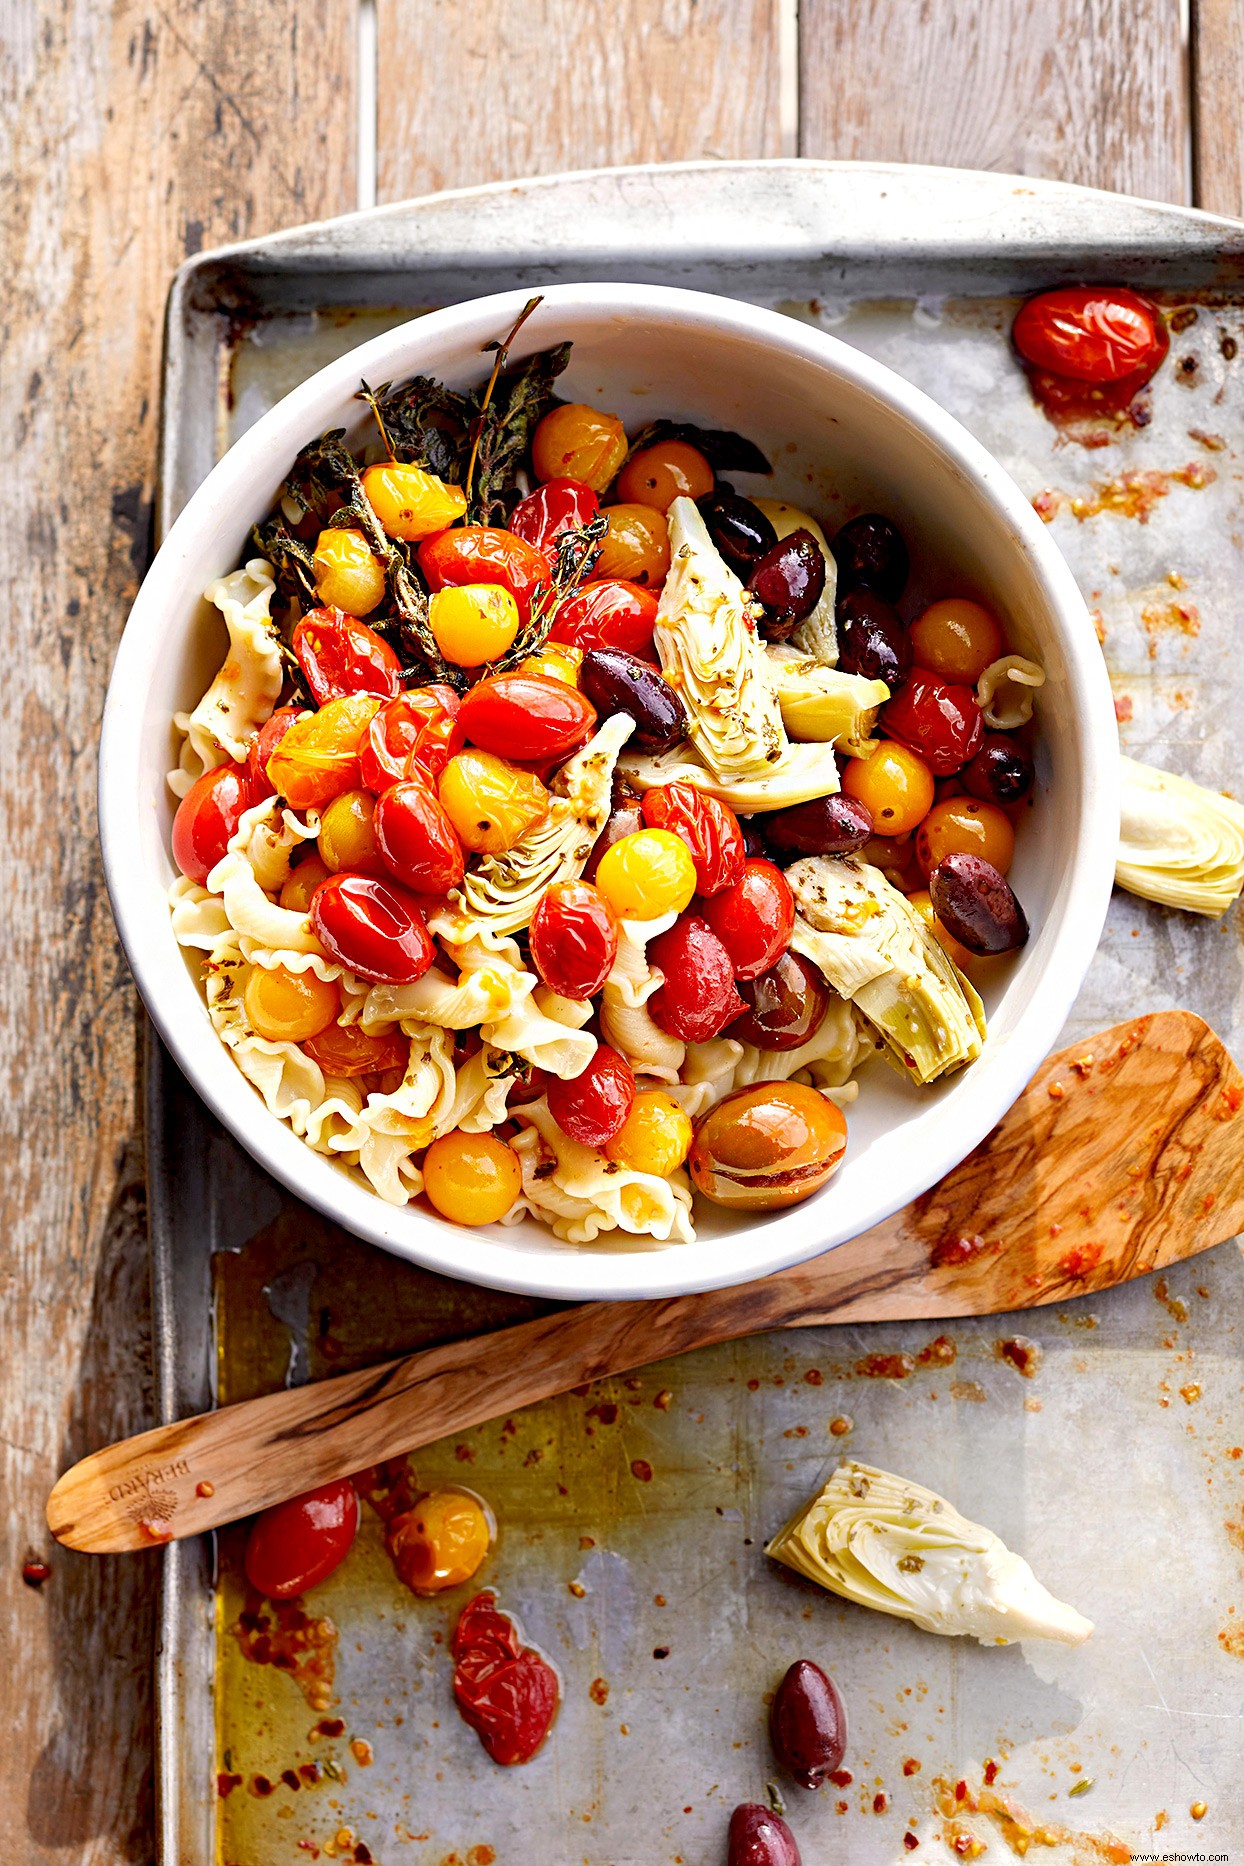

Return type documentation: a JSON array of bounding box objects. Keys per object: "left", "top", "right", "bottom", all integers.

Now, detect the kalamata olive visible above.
[
  {"left": 837, "top": 588, "right": 912, "bottom": 689},
  {"left": 770, "top": 1659, "right": 847, "bottom": 1789},
  {"left": 832, "top": 512, "right": 909, "bottom": 602},
  {"left": 748, "top": 530, "right": 826, "bottom": 639},
  {"left": 583, "top": 782, "right": 646, "bottom": 881},
  {"left": 738, "top": 816, "right": 770, "bottom": 859},
  {"left": 962, "top": 732, "right": 1035, "bottom": 806},
  {"left": 728, "top": 1803, "right": 802, "bottom": 1866},
  {"left": 729, "top": 952, "right": 831, "bottom": 1052},
  {"left": 698, "top": 490, "right": 778, "bottom": 572},
  {"left": 929, "top": 852, "right": 1029, "bottom": 955},
  {"left": 761, "top": 794, "right": 874, "bottom": 858},
  {"left": 690, "top": 1082, "right": 847, "bottom": 1211},
  {"left": 579, "top": 647, "right": 689, "bottom": 752}
]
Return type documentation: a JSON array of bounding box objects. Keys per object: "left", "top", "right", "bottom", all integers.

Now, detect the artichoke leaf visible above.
[
  {"left": 1117, "top": 755, "right": 1244, "bottom": 917},
  {"left": 767, "top": 1461, "right": 1093, "bottom": 1646},
  {"left": 787, "top": 855, "right": 984, "bottom": 1083},
  {"left": 766, "top": 646, "right": 888, "bottom": 752},
  {"left": 621, "top": 739, "right": 843, "bottom": 813},
  {"left": 754, "top": 498, "right": 838, "bottom": 666}
]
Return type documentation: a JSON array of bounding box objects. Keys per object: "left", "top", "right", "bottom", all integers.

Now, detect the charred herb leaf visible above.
[
  {"left": 488, "top": 512, "right": 606, "bottom": 675},
  {"left": 251, "top": 515, "right": 317, "bottom": 606},
  {"left": 362, "top": 376, "right": 473, "bottom": 482},
  {"left": 469, "top": 340, "right": 572, "bottom": 527},
  {"left": 624, "top": 418, "right": 771, "bottom": 477}
]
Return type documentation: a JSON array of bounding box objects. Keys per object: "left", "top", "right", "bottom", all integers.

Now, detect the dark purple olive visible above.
[
  {"left": 582, "top": 783, "right": 646, "bottom": 882},
  {"left": 729, "top": 953, "right": 831, "bottom": 1052},
  {"left": 698, "top": 490, "right": 778, "bottom": 572},
  {"left": 738, "top": 816, "right": 770, "bottom": 859},
  {"left": 769, "top": 1659, "right": 847, "bottom": 1789},
  {"left": 728, "top": 1803, "right": 802, "bottom": 1866},
  {"left": 962, "top": 733, "right": 1035, "bottom": 807},
  {"left": 930, "top": 852, "right": 1029, "bottom": 955},
  {"left": 748, "top": 531, "right": 826, "bottom": 640},
  {"left": 579, "top": 647, "right": 688, "bottom": 752},
  {"left": 832, "top": 512, "right": 909, "bottom": 602},
  {"left": 837, "top": 588, "right": 912, "bottom": 689},
  {"left": 761, "top": 794, "right": 874, "bottom": 858}
]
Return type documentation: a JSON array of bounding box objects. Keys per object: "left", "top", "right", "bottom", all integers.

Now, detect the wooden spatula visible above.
[{"left": 49, "top": 1009, "right": 1244, "bottom": 1555}]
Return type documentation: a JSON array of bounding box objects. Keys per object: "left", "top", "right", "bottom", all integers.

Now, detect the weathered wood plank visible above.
[
  {"left": 1193, "top": 0, "right": 1244, "bottom": 216},
  {"left": 0, "top": 1, "right": 356, "bottom": 1857},
  {"left": 799, "top": 0, "right": 1189, "bottom": 204},
  {"left": 375, "top": 0, "right": 784, "bottom": 201}
]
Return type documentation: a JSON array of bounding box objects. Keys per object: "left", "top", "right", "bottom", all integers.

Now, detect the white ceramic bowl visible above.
[{"left": 100, "top": 283, "right": 1117, "bottom": 1300}]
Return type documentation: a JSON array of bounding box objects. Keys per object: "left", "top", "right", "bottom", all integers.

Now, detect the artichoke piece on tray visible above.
[
  {"left": 1116, "top": 754, "right": 1244, "bottom": 917},
  {"left": 767, "top": 1461, "right": 1093, "bottom": 1646},
  {"left": 787, "top": 854, "right": 984, "bottom": 1084},
  {"left": 766, "top": 647, "right": 888, "bottom": 752}
]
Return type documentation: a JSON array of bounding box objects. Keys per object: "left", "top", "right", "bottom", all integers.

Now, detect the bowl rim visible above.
[{"left": 100, "top": 280, "right": 1119, "bottom": 1301}]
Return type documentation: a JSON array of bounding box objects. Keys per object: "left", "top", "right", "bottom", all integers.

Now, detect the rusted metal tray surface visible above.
[{"left": 149, "top": 162, "right": 1244, "bottom": 1865}]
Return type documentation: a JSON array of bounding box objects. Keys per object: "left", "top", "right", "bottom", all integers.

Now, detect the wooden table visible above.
[{"left": 2, "top": 1, "right": 1241, "bottom": 1855}]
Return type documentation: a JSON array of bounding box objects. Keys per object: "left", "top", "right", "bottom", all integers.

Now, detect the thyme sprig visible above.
[{"left": 488, "top": 512, "right": 607, "bottom": 676}]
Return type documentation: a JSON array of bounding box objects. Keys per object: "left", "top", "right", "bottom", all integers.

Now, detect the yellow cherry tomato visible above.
[
  {"left": 909, "top": 598, "right": 1004, "bottom": 684},
  {"left": 515, "top": 641, "right": 584, "bottom": 687},
  {"left": 915, "top": 796, "right": 1015, "bottom": 877},
  {"left": 429, "top": 583, "right": 521, "bottom": 667},
  {"left": 592, "top": 504, "right": 671, "bottom": 587},
  {"left": 361, "top": 462, "right": 467, "bottom": 541},
  {"left": 438, "top": 750, "right": 549, "bottom": 854},
  {"left": 532, "top": 403, "right": 628, "bottom": 491},
  {"left": 311, "top": 527, "right": 387, "bottom": 616},
  {"left": 841, "top": 741, "right": 935, "bottom": 836},
  {"left": 267, "top": 693, "right": 382, "bottom": 810},
  {"left": 908, "top": 888, "right": 978, "bottom": 973},
  {"left": 594, "top": 827, "right": 697, "bottom": 919},
  {"left": 860, "top": 834, "right": 921, "bottom": 893},
  {"left": 605, "top": 1088, "right": 694, "bottom": 1176},
  {"left": 616, "top": 440, "right": 714, "bottom": 513},
  {"left": 423, "top": 1130, "right": 523, "bottom": 1226},
  {"left": 317, "top": 787, "right": 385, "bottom": 875},
  {"left": 279, "top": 853, "right": 332, "bottom": 913},
  {"left": 243, "top": 962, "right": 340, "bottom": 1043},
  {"left": 387, "top": 1488, "right": 493, "bottom": 1595}
]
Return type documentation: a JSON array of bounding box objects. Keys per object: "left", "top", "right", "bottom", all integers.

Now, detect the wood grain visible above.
[
  {"left": 1193, "top": 0, "right": 1244, "bottom": 216},
  {"left": 375, "top": 0, "right": 784, "bottom": 203},
  {"left": 0, "top": 2, "right": 355, "bottom": 1856},
  {"left": 800, "top": 0, "right": 1190, "bottom": 204},
  {"left": 48, "top": 1012, "right": 1244, "bottom": 1555}
]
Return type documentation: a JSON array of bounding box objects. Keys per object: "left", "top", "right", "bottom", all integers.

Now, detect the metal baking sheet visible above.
[{"left": 148, "top": 162, "right": 1244, "bottom": 1865}]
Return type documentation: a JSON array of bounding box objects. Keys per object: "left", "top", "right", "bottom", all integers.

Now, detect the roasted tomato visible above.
[
  {"left": 291, "top": 606, "right": 401, "bottom": 705},
  {"left": 374, "top": 780, "right": 466, "bottom": 894},
  {"left": 452, "top": 1592, "right": 559, "bottom": 1767},
  {"left": 641, "top": 783, "right": 746, "bottom": 896},
  {"left": 647, "top": 914, "right": 745, "bottom": 1042},
  {"left": 171, "top": 762, "right": 257, "bottom": 884},
  {"left": 1012, "top": 286, "right": 1167, "bottom": 384},
  {"left": 247, "top": 707, "right": 304, "bottom": 797},
  {"left": 386, "top": 1489, "right": 492, "bottom": 1595},
  {"left": 529, "top": 881, "right": 619, "bottom": 1001},
  {"left": 546, "top": 1044, "right": 636, "bottom": 1149},
  {"left": 244, "top": 1481, "right": 359, "bottom": 1600},
  {"left": 358, "top": 686, "right": 464, "bottom": 791},
  {"left": 508, "top": 478, "right": 600, "bottom": 552},
  {"left": 417, "top": 526, "right": 552, "bottom": 621},
  {"left": 882, "top": 671, "right": 984, "bottom": 776},
  {"left": 302, "top": 1021, "right": 409, "bottom": 1078},
  {"left": 548, "top": 579, "right": 659, "bottom": 658},
  {"left": 457, "top": 672, "right": 597, "bottom": 762},
  {"left": 700, "top": 858, "right": 795, "bottom": 979},
  {"left": 310, "top": 873, "right": 436, "bottom": 984},
  {"left": 266, "top": 693, "right": 382, "bottom": 809}
]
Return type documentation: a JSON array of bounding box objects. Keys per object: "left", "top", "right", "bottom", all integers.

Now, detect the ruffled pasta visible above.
[
  {"left": 599, "top": 912, "right": 686, "bottom": 1083},
  {"left": 976, "top": 654, "right": 1046, "bottom": 729},
  {"left": 168, "top": 560, "right": 283, "bottom": 796},
  {"left": 667, "top": 997, "right": 867, "bottom": 1120},
  {"left": 512, "top": 1097, "right": 695, "bottom": 1246}
]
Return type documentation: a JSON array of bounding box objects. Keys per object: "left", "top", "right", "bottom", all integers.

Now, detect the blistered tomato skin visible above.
[
  {"left": 267, "top": 693, "right": 382, "bottom": 809},
  {"left": 359, "top": 686, "right": 464, "bottom": 790},
  {"left": 593, "top": 504, "right": 671, "bottom": 587},
  {"left": 508, "top": 477, "right": 600, "bottom": 551},
  {"left": 1013, "top": 286, "right": 1166, "bottom": 384},
  {"left": 244, "top": 1481, "right": 359, "bottom": 1600},
  {"left": 832, "top": 512, "right": 909, "bottom": 602},
  {"left": 374, "top": 781, "right": 465, "bottom": 893},
  {"left": 641, "top": 783, "right": 746, "bottom": 896},
  {"left": 303, "top": 1021, "right": 409, "bottom": 1078},
  {"left": 729, "top": 951, "right": 831, "bottom": 1052},
  {"left": 248, "top": 707, "right": 304, "bottom": 796},
  {"left": 549, "top": 579, "right": 660, "bottom": 658},
  {"left": 547, "top": 1045, "right": 636, "bottom": 1149},
  {"left": 418, "top": 526, "right": 552, "bottom": 620},
  {"left": 310, "top": 873, "right": 436, "bottom": 984},
  {"left": 910, "top": 597, "right": 1004, "bottom": 685},
  {"left": 616, "top": 439, "right": 714, "bottom": 512},
  {"left": 458, "top": 673, "right": 597, "bottom": 761},
  {"left": 171, "top": 762, "right": 257, "bottom": 884},
  {"left": 532, "top": 403, "right": 628, "bottom": 492},
  {"left": 438, "top": 751, "right": 549, "bottom": 855},
  {"left": 529, "top": 881, "right": 619, "bottom": 1001},
  {"left": 929, "top": 853, "right": 1029, "bottom": 955},
  {"left": 292, "top": 607, "right": 401, "bottom": 705},
  {"left": 727, "top": 1803, "right": 802, "bottom": 1866},
  {"left": 578, "top": 648, "right": 688, "bottom": 752},
  {"left": 690, "top": 1082, "right": 847, "bottom": 1212},
  {"left": 882, "top": 671, "right": 984, "bottom": 776},
  {"left": 648, "top": 915, "right": 745, "bottom": 1043},
  {"left": 452, "top": 1592, "right": 560, "bottom": 1767},
  {"left": 837, "top": 589, "right": 912, "bottom": 689},
  {"left": 700, "top": 858, "right": 795, "bottom": 980},
  {"left": 762, "top": 794, "right": 874, "bottom": 858},
  {"left": 311, "top": 527, "right": 387, "bottom": 617},
  {"left": 963, "top": 733, "right": 1034, "bottom": 807},
  {"left": 387, "top": 1489, "right": 492, "bottom": 1594},
  {"left": 362, "top": 462, "right": 467, "bottom": 540},
  {"left": 770, "top": 1659, "right": 847, "bottom": 1790}
]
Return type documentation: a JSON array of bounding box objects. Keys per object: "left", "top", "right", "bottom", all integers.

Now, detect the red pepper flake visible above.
[
  {"left": 873, "top": 1791, "right": 888, "bottom": 1813},
  {"left": 312, "top": 1717, "right": 346, "bottom": 1740},
  {"left": 1059, "top": 1241, "right": 1104, "bottom": 1279},
  {"left": 280, "top": 1768, "right": 301, "bottom": 1791},
  {"left": 249, "top": 1774, "right": 276, "bottom": 1798},
  {"left": 195, "top": 1480, "right": 215, "bottom": 1498},
  {"left": 298, "top": 1762, "right": 321, "bottom": 1785},
  {"left": 588, "top": 1402, "right": 618, "bottom": 1426},
  {"left": 829, "top": 1768, "right": 853, "bottom": 1787},
  {"left": 855, "top": 1352, "right": 915, "bottom": 1380},
  {"left": 653, "top": 1389, "right": 673, "bottom": 1411},
  {"left": 746, "top": 1378, "right": 761, "bottom": 1391},
  {"left": 903, "top": 1835, "right": 919, "bottom": 1852},
  {"left": 995, "top": 1336, "right": 1044, "bottom": 1379},
  {"left": 21, "top": 1560, "right": 51, "bottom": 1588},
  {"left": 349, "top": 1738, "right": 373, "bottom": 1765},
  {"left": 630, "top": 1459, "right": 654, "bottom": 1483},
  {"left": 836, "top": 1800, "right": 849, "bottom": 1815},
  {"left": 216, "top": 1771, "right": 242, "bottom": 1798},
  {"left": 356, "top": 1846, "right": 374, "bottom": 1864},
  {"left": 955, "top": 1778, "right": 969, "bottom": 1800},
  {"left": 903, "top": 1757, "right": 921, "bottom": 1775},
  {"left": 917, "top": 1334, "right": 957, "bottom": 1367},
  {"left": 653, "top": 1646, "right": 671, "bottom": 1660},
  {"left": 589, "top": 1677, "right": 609, "bottom": 1706},
  {"left": 931, "top": 1232, "right": 995, "bottom": 1268},
  {"left": 829, "top": 1415, "right": 854, "bottom": 1437},
  {"left": 983, "top": 1758, "right": 999, "bottom": 1786},
  {"left": 783, "top": 1426, "right": 808, "bottom": 1438},
  {"left": 804, "top": 1369, "right": 824, "bottom": 1386}
]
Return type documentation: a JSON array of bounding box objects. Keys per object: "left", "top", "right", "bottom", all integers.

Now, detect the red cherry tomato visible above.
[
  {"left": 374, "top": 780, "right": 465, "bottom": 894},
  {"left": 244, "top": 1480, "right": 359, "bottom": 1600},
  {"left": 452, "top": 1592, "right": 559, "bottom": 1767},
  {"left": 882, "top": 672, "right": 984, "bottom": 777},
  {"left": 547, "top": 1044, "right": 635, "bottom": 1149},
  {"left": 1012, "top": 286, "right": 1167, "bottom": 385},
  {"left": 291, "top": 607, "right": 402, "bottom": 705},
  {"left": 648, "top": 914, "right": 745, "bottom": 1042},
  {"left": 700, "top": 858, "right": 795, "bottom": 980},
  {"left": 549, "top": 580, "right": 659, "bottom": 658},
  {"left": 417, "top": 527, "right": 552, "bottom": 621},
  {"left": 509, "top": 478, "right": 600, "bottom": 552},
  {"left": 641, "top": 783, "right": 746, "bottom": 896},
  {"left": 171, "top": 761, "right": 258, "bottom": 884},
  {"left": 529, "top": 881, "right": 619, "bottom": 1000},
  {"left": 359, "top": 686, "right": 464, "bottom": 791},
  {"left": 458, "top": 673, "right": 597, "bottom": 763},
  {"left": 310, "top": 873, "right": 436, "bottom": 983},
  {"left": 247, "top": 707, "right": 304, "bottom": 797}
]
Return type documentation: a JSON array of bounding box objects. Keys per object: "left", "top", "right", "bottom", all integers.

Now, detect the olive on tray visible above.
[
  {"left": 837, "top": 588, "right": 911, "bottom": 688},
  {"left": 727, "top": 1803, "right": 802, "bottom": 1866},
  {"left": 579, "top": 647, "right": 689, "bottom": 751},
  {"left": 689, "top": 1082, "right": 847, "bottom": 1210},
  {"left": 832, "top": 511, "right": 909, "bottom": 602},
  {"left": 760, "top": 794, "right": 874, "bottom": 858},
  {"left": 929, "top": 851, "right": 1029, "bottom": 955},
  {"left": 769, "top": 1658, "right": 847, "bottom": 1789}
]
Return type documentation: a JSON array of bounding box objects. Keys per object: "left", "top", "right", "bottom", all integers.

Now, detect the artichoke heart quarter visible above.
[
  {"left": 766, "top": 647, "right": 888, "bottom": 751},
  {"left": 767, "top": 1462, "right": 1093, "bottom": 1647},
  {"left": 787, "top": 855, "right": 984, "bottom": 1084},
  {"left": 1117, "top": 755, "right": 1244, "bottom": 917}
]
